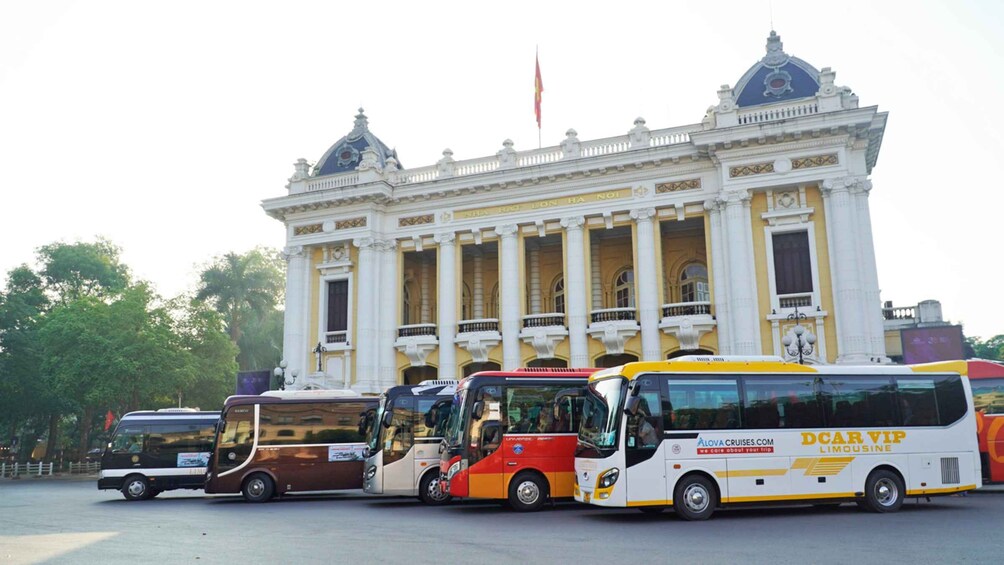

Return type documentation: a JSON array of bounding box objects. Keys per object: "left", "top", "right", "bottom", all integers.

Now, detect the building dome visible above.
[
  {"left": 734, "top": 31, "right": 820, "bottom": 108},
  {"left": 313, "top": 109, "right": 400, "bottom": 176}
]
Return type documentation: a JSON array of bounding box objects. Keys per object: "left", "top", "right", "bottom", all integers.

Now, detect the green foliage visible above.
[
  {"left": 966, "top": 335, "right": 1004, "bottom": 361},
  {"left": 37, "top": 238, "right": 129, "bottom": 302},
  {"left": 167, "top": 297, "right": 239, "bottom": 410}
]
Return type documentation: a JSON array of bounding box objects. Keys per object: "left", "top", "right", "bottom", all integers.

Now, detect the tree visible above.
[
  {"left": 966, "top": 335, "right": 1004, "bottom": 361},
  {"left": 168, "top": 297, "right": 239, "bottom": 410},
  {"left": 36, "top": 238, "right": 129, "bottom": 303},
  {"left": 196, "top": 248, "right": 284, "bottom": 371}
]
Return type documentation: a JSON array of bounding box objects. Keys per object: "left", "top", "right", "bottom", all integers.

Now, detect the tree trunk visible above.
[
  {"left": 44, "top": 414, "right": 59, "bottom": 463},
  {"left": 79, "top": 406, "right": 94, "bottom": 456}
]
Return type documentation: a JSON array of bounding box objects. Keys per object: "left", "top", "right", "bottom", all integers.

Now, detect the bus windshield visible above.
[
  {"left": 579, "top": 377, "right": 627, "bottom": 449},
  {"left": 366, "top": 397, "right": 386, "bottom": 453},
  {"left": 444, "top": 388, "right": 468, "bottom": 447}
]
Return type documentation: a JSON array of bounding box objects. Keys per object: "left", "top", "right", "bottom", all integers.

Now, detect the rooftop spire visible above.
[
  {"left": 763, "top": 30, "right": 789, "bottom": 67},
  {"left": 349, "top": 108, "right": 369, "bottom": 140}
]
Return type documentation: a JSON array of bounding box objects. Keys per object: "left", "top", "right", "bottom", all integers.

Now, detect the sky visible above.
[{"left": 1, "top": 0, "right": 1002, "bottom": 339}]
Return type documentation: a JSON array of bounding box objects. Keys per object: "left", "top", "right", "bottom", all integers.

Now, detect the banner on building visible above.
[
  {"left": 901, "top": 325, "right": 965, "bottom": 364},
  {"left": 236, "top": 370, "right": 272, "bottom": 395}
]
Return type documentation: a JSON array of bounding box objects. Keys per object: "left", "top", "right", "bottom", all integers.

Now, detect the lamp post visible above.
[
  {"left": 782, "top": 306, "right": 816, "bottom": 364},
  {"left": 273, "top": 360, "right": 298, "bottom": 391}
]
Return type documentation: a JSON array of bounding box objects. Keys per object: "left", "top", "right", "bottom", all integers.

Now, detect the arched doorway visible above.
[
  {"left": 402, "top": 366, "right": 438, "bottom": 385},
  {"left": 667, "top": 348, "right": 714, "bottom": 359},
  {"left": 463, "top": 362, "right": 501, "bottom": 378},
  {"left": 527, "top": 358, "right": 568, "bottom": 369},
  {"left": 594, "top": 353, "right": 638, "bottom": 368}
]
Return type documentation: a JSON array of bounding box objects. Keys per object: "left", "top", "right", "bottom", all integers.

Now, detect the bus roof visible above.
[
  {"left": 223, "top": 392, "right": 377, "bottom": 409},
  {"left": 119, "top": 410, "right": 219, "bottom": 420},
  {"left": 589, "top": 357, "right": 971, "bottom": 382},
  {"left": 967, "top": 359, "right": 1004, "bottom": 378}
]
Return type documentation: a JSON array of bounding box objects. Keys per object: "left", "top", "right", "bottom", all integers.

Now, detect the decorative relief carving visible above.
[
  {"left": 729, "top": 162, "right": 774, "bottom": 178},
  {"left": 792, "top": 153, "right": 838, "bottom": 170},
  {"left": 776, "top": 191, "right": 798, "bottom": 209},
  {"left": 399, "top": 214, "right": 434, "bottom": 227},
  {"left": 656, "top": 178, "right": 702, "bottom": 193},
  {"left": 294, "top": 223, "right": 323, "bottom": 236},
  {"left": 335, "top": 217, "right": 367, "bottom": 230}
]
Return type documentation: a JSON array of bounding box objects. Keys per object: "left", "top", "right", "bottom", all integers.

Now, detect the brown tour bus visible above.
[{"left": 204, "top": 389, "right": 377, "bottom": 502}]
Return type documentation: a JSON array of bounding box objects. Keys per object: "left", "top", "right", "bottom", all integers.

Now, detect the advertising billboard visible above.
[
  {"left": 236, "top": 370, "right": 272, "bottom": 395},
  {"left": 901, "top": 325, "right": 965, "bottom": 364}
]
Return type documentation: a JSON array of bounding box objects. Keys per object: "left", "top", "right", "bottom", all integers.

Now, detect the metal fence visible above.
[{"left": 0, "top": 462, "right": 55, "bottom": 478}]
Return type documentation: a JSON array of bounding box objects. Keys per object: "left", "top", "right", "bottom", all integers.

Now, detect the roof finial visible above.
[
  {"left": 763, "top": 30, "right": 788, "bottom": 67},
  {"left": 349, "top": 108, "right": 369, "bottom": 139}
]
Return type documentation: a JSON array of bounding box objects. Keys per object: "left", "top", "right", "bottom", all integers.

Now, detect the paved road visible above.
[{"left": 0, "top": 478, "right": 1000, "bottom": 564}]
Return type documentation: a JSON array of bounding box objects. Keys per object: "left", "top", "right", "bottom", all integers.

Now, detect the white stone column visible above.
[
  {"left": 420, "top": 255, "right": 432, "bottom": 324},
  {"left": 496, "top": 224, "right": 521, "bottom": 370},
  {"left": 853, "top": 180, "right": 888, "bottom": 362},
  {"left": 473, "top": 250, "right": 484, "bottom": 319},
  {"left": 281, "top": 245, "right": 308, "bottom": 383},
  {"left": 353, "top": 238, "right": 379, "bottom": 391},
  {"left": 378, "top": 240, "right": 399, "bottom": 389},
  {"left": 529, "top": 241, "right": 542, "bottom": 315},
  {"left": 722, "top": 191, "right": 758, "bottom": 355},
  {"left": 705, "top": 200, "right": 732, "bottom": 355},
  {"left": 435, "top": 232, "right": 457, "bottom": 379},
  {"left": 562, "top": 217, "right": 589, "bottom": 367},
  {"left": 822, "top": 177, "right": 868, "bottom": 363},
  {"left": 631, "top": 208, "right": 662, "bottom": 361}
]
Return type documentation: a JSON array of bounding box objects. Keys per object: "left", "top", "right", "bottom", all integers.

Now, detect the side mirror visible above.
[
  {"left": 381, "top": 410, "right": 394, "bottom": 428},
  {"left": 472, "top": 400, "right": 485, "bottom": 421},
  {"left": 625, "top": 395, "right": 641, "bottom": 416}
]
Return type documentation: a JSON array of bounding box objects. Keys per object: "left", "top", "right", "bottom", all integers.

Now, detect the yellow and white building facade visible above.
[{"left": 263, "top": 32, "right": 890, "bottom": 392}]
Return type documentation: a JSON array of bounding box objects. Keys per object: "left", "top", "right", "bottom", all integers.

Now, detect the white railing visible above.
[
  {"left": 738, "top": 101, "right": 819, "bottom": 125},
  {"left": 325, "top": 330, "right": 349, "bottom": 345},
  {"left": 883, "top": 306, "right": 916, "bottom": 320},
  {"left": 662, "top": 301, "right": 712, "bottom": 318},
  {"left": 305, "top": 173, "right": 360, "bottom": 192},
  {"left": 67, "top": 461, "right": 101, "bottom": 474},
  {"left": 590, "top": 308, "right": 638, "bottom": 323},
  {"left": 778, "top": 293, "right": 813, "bottom": 309},
  {"left": 1, "top": 462, "right": 55, "bottom": 478}
]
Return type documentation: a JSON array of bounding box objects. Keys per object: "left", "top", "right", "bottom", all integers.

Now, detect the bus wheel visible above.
[
  {"left": 242, "top": 473, "right": 275, "bottom": 503},
  {"left": 862, "top": 469, "right": 904, "bottom": 513},
  {"left": 122, "top": 475, "right": 151, "bottom": 501},
  {"left": 673, "top": 475, "right": 717, "bottom": 521},
  {"left": 419, "top": 471, "right": 452, "bottom": 506},
  {"left": 508, "top": 472, "right": 548, "bottom": 512}
]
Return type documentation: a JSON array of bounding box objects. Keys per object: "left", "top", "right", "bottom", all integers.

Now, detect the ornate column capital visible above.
[
  {"left": 629, "top": 208, "right": 657, "bottom": 223},
  {"left": 494, "top": 224, "right": 519, "bottom": 238},
  {"left": 373, "top": 239, "right": 398, "bottom": 252},
  {"left": 821, "top": 176, "right": 869, "bottom": 196},
  {"left": 434, "top": 231, "right": 456, "bottom": 246},
  {"left": 352, "top": 237, "right": 377, "bottom": 250},
  {"left": 281, "top": 245, "right": 305, "bottom": 261},
  {"left": 560, "top": 216, "right": 586, "bottom": 231}
]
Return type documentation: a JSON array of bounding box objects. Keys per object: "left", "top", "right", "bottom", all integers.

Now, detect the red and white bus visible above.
[
  {"left": 439, "top": 368, "right": 598, "bottom": 511},
  {"left": 970, "top": 359, "right": 1004, "bottom": 483},
  {"left": 205, "top": 390, "right": 377, "bottom": 502}
]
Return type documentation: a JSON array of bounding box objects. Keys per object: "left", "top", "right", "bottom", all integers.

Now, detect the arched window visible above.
[
  {"left": 488, "top": 284, "right": 500, "bottom": 319},
  {"left": 552, "top": 275, "right": 565, "bottom": 314},
  {"left": 680, "top": 263, "right": 709, "bottom": 303},
  {"left": 613, "top": 268, "right": 635, "bottom": 308},
  {"left": 595, "top": 353, "right": 638, "bottom": 368},
  {"left": 463, "top": 361, "right": 501, "bottom": 378}
]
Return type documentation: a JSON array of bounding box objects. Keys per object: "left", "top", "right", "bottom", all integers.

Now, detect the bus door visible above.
[
  {"left": 214, "top": 406, "right": 256, "bottom": 489},
  {"left": 413, "top": 397, "right": 447, "bottom": 485},
  {"left": 383, "top": 396, "right": 417, "bottom": 492},
  {"left": 107, "top": 423, "right": 151, "bottom": 470},
  {"left": 624, "top": 376, "right": 666, "bottom": 505},
  {"left": 468, "top": 385, "right": 505, "bottom": 499}
]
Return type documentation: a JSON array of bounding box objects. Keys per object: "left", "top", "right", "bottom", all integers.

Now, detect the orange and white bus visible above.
[
  {"left": 439, "top": 368, "right": 599, "bottom": 511},
  {"left": 969, "top": 359, "right": 1004, "bottom": 483},
  {"left": 574, "top": 357, "right": 979, "bottom": 520}
]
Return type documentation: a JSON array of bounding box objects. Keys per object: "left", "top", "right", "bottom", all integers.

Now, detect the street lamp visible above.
[
  {"left": 782, "top": 306, "right": 816, "bottom": 364},
  {"left": 273, "top": 360, "right": 298, "bottom": 391}
]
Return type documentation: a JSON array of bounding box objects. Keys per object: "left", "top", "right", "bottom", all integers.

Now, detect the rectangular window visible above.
[
  {"left": 772, "top": 231, "right": 813, "bottom": 295},
  {"left": 971, "top": 378, "right": 1004, "bottom": 415},
  {"left": 503, "top": 386, "right": 571, "bottom": 434},
  {"left": 662, "top": 378, "right": 741, "bottom": 430},
  {"left": 259, "top": 402, "right": 367, "bottom": 446},
  {"left": 327, "top": 280, "right": 348, "bottom": 333},
  {"left": 820, "top": 377, "right": 896, "bottom": 428},
  {"left": 743, "top": 376, "right": 824, "bottom": 429}
]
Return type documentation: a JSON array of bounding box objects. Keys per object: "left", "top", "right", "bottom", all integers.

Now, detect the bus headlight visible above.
[
  {"left": 447, "top": 461, "right": 461, "bottom": 480},
  {"left": 598, "top": 468, "right": 619, "bottom": 489},
  {"left": 365, "top": 465, "right": 377, "bottom": 480}
]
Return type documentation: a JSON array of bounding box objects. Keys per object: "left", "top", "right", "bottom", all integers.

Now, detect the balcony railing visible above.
[
  {"left": 458, "top": 319, "right": 499, "bottom": 333},
  {"left": 883, "top": 306, "right": 916, "bottom": 320},
  {"left": 325, "top": 331, "right": 349, "bottom": 345},
  {"left": 522, "top": 313, "right": 566, "bottom": 328},
  {"left": 778, "top": 293, "right": 813, "bottom": 309},
  {"left": 397, "top": 324, "right": 437, "bottom": 338},
  {"left": 590, "top": 308, "right": 637, "bottom": 323},
  {"left": 661, "top": 301, "right": 712, "bottom": 318}
]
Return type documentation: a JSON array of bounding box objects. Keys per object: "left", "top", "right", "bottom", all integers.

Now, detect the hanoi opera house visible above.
[{"left": 263, "top": 32, "right": 891, "bottom": 392}]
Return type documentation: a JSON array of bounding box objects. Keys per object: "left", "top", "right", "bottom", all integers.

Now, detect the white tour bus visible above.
[
  {"left": 362, "top": 380, "right": 456, "bottom": 504},
  {"left": 574, "top": 357, "right": 979, "bottom": 520},
  {"left": 99, "top": 409, "right": 220, "bottom": 500}
]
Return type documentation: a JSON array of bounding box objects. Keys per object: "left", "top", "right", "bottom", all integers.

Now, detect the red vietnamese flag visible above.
[
  {"left": 534, "top": 52, "right": 544, "bottom": 129},
  {"left": 104, "top": 410, "right": 115, "bottom": 432}
]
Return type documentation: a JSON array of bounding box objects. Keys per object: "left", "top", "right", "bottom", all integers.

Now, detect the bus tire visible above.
[
  {"left": 419, "top": 471, "right": 452, "bottom": 506},
  {"left": 508, "top": 472, "right": 548, "bottom": 512},
  {"left": 242, "top": 473, "right": 275, "bottom": 503},
  {"left": 121, "top": 475, "right": 151, "bottom": 501},
  {"left": 862, "top": 469, "right": 904, "bottom": 513},
  {"left": 673, "top": 475, "right": 717, "bottom": 521}
]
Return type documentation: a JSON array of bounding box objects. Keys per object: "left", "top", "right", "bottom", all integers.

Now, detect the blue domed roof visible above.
[
  {"left": 734, "top": 31, "right": 820, "bottom": 108},
  {"left": 313, "top": 109, "right": 400, "bottom": 176}
]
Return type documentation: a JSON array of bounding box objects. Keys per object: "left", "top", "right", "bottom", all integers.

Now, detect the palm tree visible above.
[{"left": 196, "top": 249, "right": 283, "bottom": 349}]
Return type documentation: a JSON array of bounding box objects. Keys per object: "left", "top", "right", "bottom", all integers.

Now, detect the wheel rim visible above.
[
  {"left": 516, "top": 480, "right": 540, "bottom": 506},
  {"left": 874, "top": 478, "right": 898, "bottom": 506},
  {"left": 427, "top": 478, "right": 448, "bottom": 502},
  {"left": 683, "top": 483, "right": 709, "bottom": 513},
  {"left": 247, "top": 478, "right": 266, "bottom": 498},
  {"left": 127, "top": 480, "right": 146, "bottom": 498}
]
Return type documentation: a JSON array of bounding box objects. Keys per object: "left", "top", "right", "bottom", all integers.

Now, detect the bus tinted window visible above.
[
  {"left": 111, "top": 426, "right": 147, "bottom": 453},
  {"left": 743, "top": 377, "right": 824, "bottom": 429},
  {"left": 662, "top": 378, "right": 740, "bottom": 430},
  {"left": 259, "top": 403, "right": 367, "bottom": 445},
  {"left": 897, "top": 379, "right": 939, "bottom": 426},
  {"left": 504, "top": 386, "right": 571, "bottom": 434},
  {"left": 820, "top": 377, "right": 896, "bottom": 428},
  {"left": 971, "top": 378, "right": 1004, "bottom": 415},
  {"left": 934, "top": 376, "right": 967, "bottom": 426}
]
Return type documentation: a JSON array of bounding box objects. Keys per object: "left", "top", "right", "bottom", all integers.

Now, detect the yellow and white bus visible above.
[{"left": 574, "top": 357, "right": 979, "bottom": 520}]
